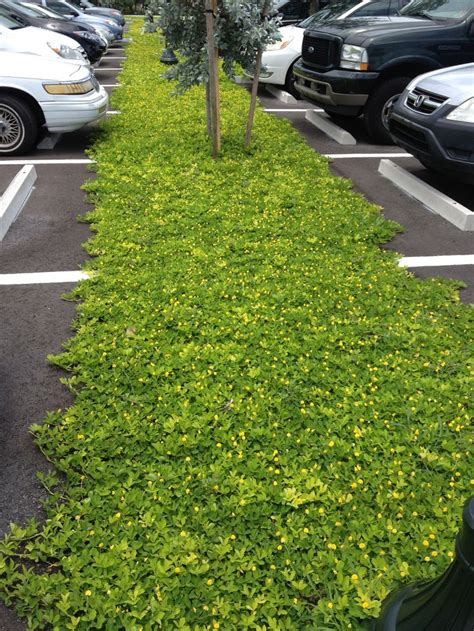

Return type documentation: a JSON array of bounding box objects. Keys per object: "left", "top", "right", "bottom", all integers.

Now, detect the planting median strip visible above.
[{"left": 0, "top": 24, "right": 472, "bottom": 629}]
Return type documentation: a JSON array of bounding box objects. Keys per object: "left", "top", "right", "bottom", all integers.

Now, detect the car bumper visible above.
[
  {"left": 389, "top": 109, "right": 474, "bottom": 177},
  {"left": 245, "top": 50, "right": 300, "bottom": 86},
  {"left": 41, "top": 87, "right": 109, "bottom": 132},
  {"left": 293, "top": 63, "right": 379, "bottom": 112}
]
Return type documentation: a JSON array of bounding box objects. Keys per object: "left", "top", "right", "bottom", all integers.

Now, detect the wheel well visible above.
[
  {"left": 378, "top": 62, "right": 438, "bottom": 83},
  {"left": 0, "top": 88, "right": 45, "bottom": 127}
]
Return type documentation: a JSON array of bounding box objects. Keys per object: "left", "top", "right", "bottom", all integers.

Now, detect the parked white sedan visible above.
[
  {"left": 0, "top": 13, "right": 88, "bottom": 64},
  {"left": 0, "top": 51, "right": 108, "bottom": 154}
]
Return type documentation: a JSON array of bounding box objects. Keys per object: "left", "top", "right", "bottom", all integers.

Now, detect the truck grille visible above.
[
  {"left": 302, "top": 33, "right": 341, "bottom": 70},
  {"left": 405, "top": 88, "right": 448, "bottom": 115}
]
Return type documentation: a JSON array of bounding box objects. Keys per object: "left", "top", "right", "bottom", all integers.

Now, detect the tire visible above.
[
  {"left": 0, "top": 95, "right": 38, "bottom": 156},
  {"left": 324, "top": 110, "right": 357, "bottom": 121},
  {"left": 284, "top": 60, "right": 301, "bottom": 99},
  {"left": 363, "top": 77, "right": 411, "bottom": 144}
]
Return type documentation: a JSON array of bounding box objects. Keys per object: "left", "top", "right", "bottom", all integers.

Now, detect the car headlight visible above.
[
  {"left": 340, "top": 44, "right": 368, "bottom": 71},
  {"left": 43, "top": 79, "right": 95, "bottom": 94},
  {"left": 266, "top": 37, "right": 294, "bottom": 51},
  {"left": 446, "top": 97, "right": 474, "bottom": 123},
  {"left": 47, "top": 42, "right": 83, "bottom": 60},
  {"left": 73, "top": 30, "right": 99, "bottom": 41}
]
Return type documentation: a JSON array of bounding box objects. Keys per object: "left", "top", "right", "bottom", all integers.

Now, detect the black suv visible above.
[{"left": 293, "top": 0, "right": 474, "bottom": 143}]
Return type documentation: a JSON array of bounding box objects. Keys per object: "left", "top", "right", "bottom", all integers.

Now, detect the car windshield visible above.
[
  {"left": 400, "top": 0, "right": 473, "bottom": 20},
  {"left": 59, "top": 0, "right": 82, "bottom": 14},
  {"left": 298, "top": 0, "right": 362, "bottom": 27},
  {"left": 0, "top": 11, "right": 24, "bottom": 27},
  {"left": 19, "top": 2, "right": 62, "bottom": 17}
]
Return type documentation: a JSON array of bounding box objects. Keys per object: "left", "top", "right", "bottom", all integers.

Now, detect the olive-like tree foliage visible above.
[{"left": 156, "top": 0, "right": 281, "bottom": 93}]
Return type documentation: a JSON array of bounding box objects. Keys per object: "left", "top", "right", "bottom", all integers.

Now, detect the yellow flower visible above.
[
  {"left": 351, "top": 574, "right": 359, "bottom": 582},
  {"left": 358, "top": 543, "right": 366, "bottom": 550},
  {"left": 327, "top": 602, "right": 334, "bottom": 609},
  {"left": 85, "top": 590, "right": 92, "bottom": 597},
  {"left": 207, "top": 579, "right": 214, "bottom": 586}
]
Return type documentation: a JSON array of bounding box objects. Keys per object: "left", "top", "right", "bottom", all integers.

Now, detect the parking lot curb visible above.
[
  {"left": 37, "top": 133, "right": 62, "bottom": 150},
  {"left": 265, "top": 85, "right": 298, "bottom": 105},
  {"left": 378, "top": 159, "right": 474, "bottom": 232},
  {"left": 0, "top": 165, "right": 37, "bottom": 241},
  {"left": 234, "top": 76, "right": 253, "bottom": 86},
  {"left": 305, "top": 110, "right": 356, "bottom": 145}
]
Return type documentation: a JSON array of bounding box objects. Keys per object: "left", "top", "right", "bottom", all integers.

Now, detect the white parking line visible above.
[
  {"left": 399, "top": 255, "right": 474, "bottom": 268},
  {"left": 2, "top": 256, "right": 472, "bottom": 286},
  {"left": 101, "top": 84, "right": 120, "bottom": 87},
  {"left": 106, "top": 110, "right": 121, "bottom": 115},
  {"left": 94, "top": 67, "right": 123, "bottom": 71},
  {"left": 0, "top": 159, "right": 93, "bottom": 166},
  {"left": 325, "top": 153, "right": 409, "bottom": 159},
  {"left": 264, "top": 108, "right": 323, "bottom": 112},
  {"left": 0, "top": 271, "right": 89, "bottom": 285}
]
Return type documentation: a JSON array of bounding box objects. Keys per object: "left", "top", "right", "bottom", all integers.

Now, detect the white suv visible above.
[{"left": 0, "top": 51, "right": 108, "bottom": 154}]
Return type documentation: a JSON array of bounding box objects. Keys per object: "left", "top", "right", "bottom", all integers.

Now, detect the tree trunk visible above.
[
  {"left": 205, "top": 81, "right": 212, "bottom": 137},
  {"left": 244, "top": 50, "right": 263, "bottom": 149},
  {"left": 204, "top": 0, "right": 220, "bottom": 157},
  {"left": 245, "top": 0, "right": 269, "bottom": 149}
]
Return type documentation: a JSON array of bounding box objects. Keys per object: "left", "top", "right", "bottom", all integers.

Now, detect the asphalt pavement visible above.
[{"left": 0, "top": 44, "right": 126, "bottom": 630}]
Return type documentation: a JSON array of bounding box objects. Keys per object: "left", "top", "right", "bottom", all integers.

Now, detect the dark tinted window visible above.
[
  {"left": 353, "top": 0, "right": 391, "bottom": 16},
  {"left": 47, "top": 0, "right": 77, "bottom": 14},
  {"left": 277, "top": 0, "right": 309, "bottom": 21}
]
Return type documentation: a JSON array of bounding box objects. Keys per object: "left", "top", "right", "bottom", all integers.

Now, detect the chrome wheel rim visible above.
[{"left": 0, "top": 105, "right": 25, "bottom": 151}]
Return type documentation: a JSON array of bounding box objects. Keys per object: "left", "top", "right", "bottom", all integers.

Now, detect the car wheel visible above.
[
  {"left": 0, "top": 96, "right": 38, "bottom": 156},
  {"left": 323, "top": 110, "right": 357, "bottom": 121},
  {"left": 284, "top": 60, "right": 301, "bottom": 99},
  {"left": 363, "top": 77, "right": 411, "bottom": 144}
]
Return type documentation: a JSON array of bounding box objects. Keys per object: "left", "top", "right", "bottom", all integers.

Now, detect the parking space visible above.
[
  {"left": 257, "top": 86, "right": 474, "bottom": 304},
  {"left": 0, "top": 36, "right": 130, "bottom": 626},
  {"left": 0, "top": 44, "right": 126, "bottom": 562}
]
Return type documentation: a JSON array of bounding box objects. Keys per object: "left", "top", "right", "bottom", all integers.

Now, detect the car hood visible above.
[
  {"left": 305, "top": 16, "right": 443, "bottom": 44},
  {"left": 3, "top": 24, "right": 82, "bottom": 49},
  {"left": 0, "top": 51, "right": 86, "bottom": 80},
  {"left": 414, "top": 63, "right": 474, "bottom": 102}
]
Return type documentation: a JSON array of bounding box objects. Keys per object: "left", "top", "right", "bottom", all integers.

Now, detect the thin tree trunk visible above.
[
  {"left": 205, "top": 80, "right": 212, "bottom": 137},
  {"left": 205, "top": 0, "right": 220, "bottom": 157},
  {"left": 245, "top": 1, "right": 269, "bottom": 149},
  {"left": 244, "top": 50, "right": 263, "bottom": 149}
]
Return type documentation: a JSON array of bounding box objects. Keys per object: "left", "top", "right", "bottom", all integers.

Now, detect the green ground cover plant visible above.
[{"left": 0, "top": 22, "right": 473, "bottom": 630}]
